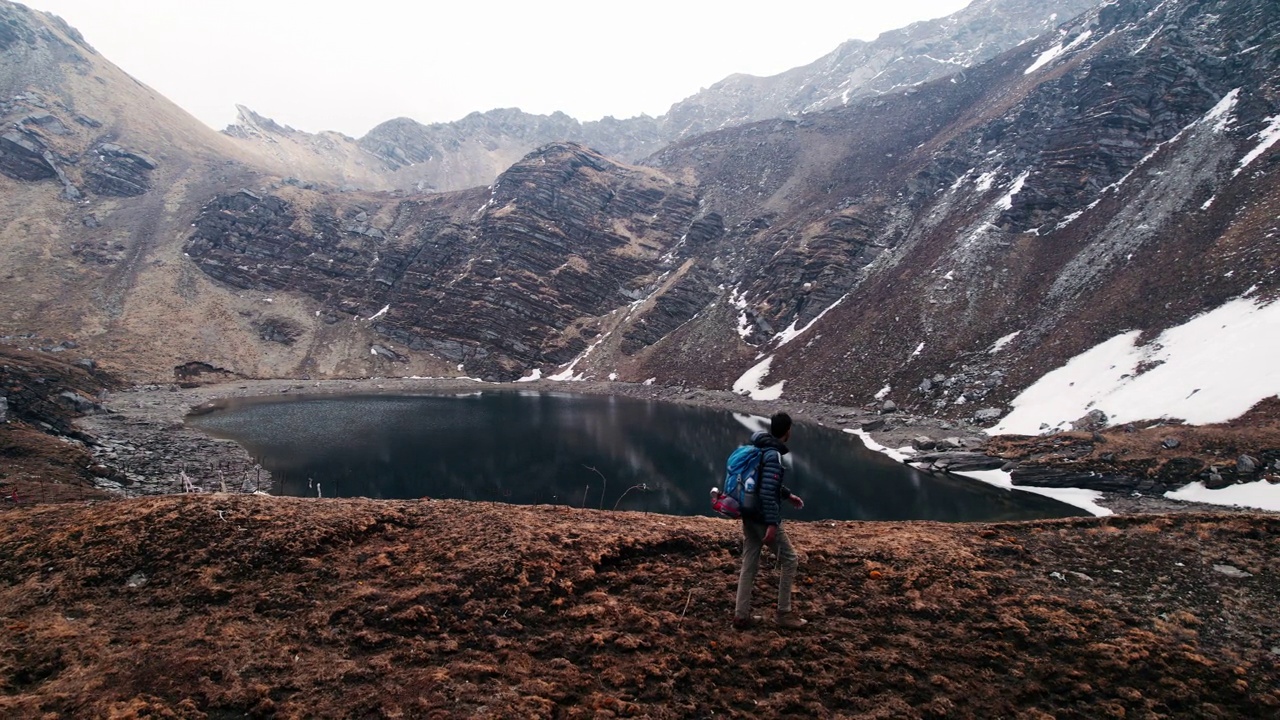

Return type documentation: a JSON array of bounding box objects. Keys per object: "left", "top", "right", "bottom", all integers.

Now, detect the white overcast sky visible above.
[{"left": 23, "top": 0, "right": 972, "bottom": 138}]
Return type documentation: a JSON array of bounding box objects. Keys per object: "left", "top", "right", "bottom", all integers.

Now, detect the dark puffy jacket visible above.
[{"left": 745, "top": 430, "right": 792, "bottom": 526}]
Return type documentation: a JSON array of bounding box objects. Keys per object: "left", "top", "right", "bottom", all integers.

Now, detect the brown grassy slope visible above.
[
  {"left": 0, "top": 345, "right": 119, "bottom": 502},
  {"left": 0, "top": 496, "right": 1276, "bottom": 718}
]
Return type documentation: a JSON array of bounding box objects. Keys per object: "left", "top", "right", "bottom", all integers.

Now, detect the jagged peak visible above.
[
  {"left": 507, "top": 140, "right": 612, "bottom": 171},
  {"left": 226, "top": 105, "right": 293, "bottom": 136}
]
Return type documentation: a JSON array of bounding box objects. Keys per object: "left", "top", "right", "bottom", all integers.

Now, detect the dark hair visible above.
[{"left": 770, "top": 412, "right": 792, "bottom": 439}]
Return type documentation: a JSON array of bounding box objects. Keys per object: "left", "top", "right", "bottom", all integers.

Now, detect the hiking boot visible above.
[
  {"left": 775, "top": 611, "right": 808, "bottom": 629},
  {"left": 732, "top": 614, "right": 762, "bottom": 630}
]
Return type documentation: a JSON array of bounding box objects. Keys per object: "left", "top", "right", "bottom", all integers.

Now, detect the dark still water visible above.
[{"left": 186, "top": 391, "right": 1084, "bottom": 522}]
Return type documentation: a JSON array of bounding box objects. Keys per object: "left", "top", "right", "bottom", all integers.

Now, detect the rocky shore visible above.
[{"left": 71, "top": 376, "right": 1261, "bottom": 516}]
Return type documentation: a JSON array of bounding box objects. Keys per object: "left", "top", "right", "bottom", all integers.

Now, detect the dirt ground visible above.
[{"left": 1, "top": 496, "right": 1277, "bottom": 718}]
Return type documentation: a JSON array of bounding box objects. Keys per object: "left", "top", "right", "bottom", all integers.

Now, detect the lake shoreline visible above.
[{"left": 74, "top": 376, "right": 1250, "bottom": 516}]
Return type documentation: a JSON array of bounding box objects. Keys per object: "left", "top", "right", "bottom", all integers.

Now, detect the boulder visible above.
[
  {"left": 84, "top": 143, "right": 157, "bottom": 197},
  {"left": 22, "top": 111, "right": 71, "bottom": 135},
  {"left": 371, "top": 344, "right": 405, "bottom": 362},
  {"left": 1071, "top": 409, "right": 1109, "bottom": 432},
  {"left": 860, "top": 418, "right": 886, "bottom": 432},
  {"left": 936, "top": 437, "right": 963, "bottom": 450},
  {"left": 0, "top": 396, "right": 8, "bottom": 423},
  {"left": 880, "top": 400, "right": 897, "bottom": 414},
  {"left": 1161, "top": 437, "right": 1181, "bottom": 449},
  {"left": 908, "top": 451, "right": 1006, "bottom": 472},
  {"left": 972, "top": 407, "right": 1002, "bottom": 423},
  {"left": 0, "top": 130, "right": 57, "bottom": 181},
  {"left": 56, "top": 390, "right": 97, "bottom": 414},
  {"left": 1011, "top": 466, "right": 1139, "bottom": 493},
  {"left": 912, "top": 436, "right": 936, "bottom": 450},
  {"left": 1237, "top": 455, "right": 1258, "bottom": 474}
]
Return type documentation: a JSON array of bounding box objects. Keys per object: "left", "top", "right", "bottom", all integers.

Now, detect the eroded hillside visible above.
[{"left": 641, "top": 0, "right": 1280, "bottom": 410}]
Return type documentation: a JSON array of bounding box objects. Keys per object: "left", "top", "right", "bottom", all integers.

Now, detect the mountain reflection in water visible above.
[{"left": 186, "top": 391, "right": 1084, "bottom": 522}]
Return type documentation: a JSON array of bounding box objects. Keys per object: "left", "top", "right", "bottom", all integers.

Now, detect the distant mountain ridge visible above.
[{"left": 221, "top": 0, "right": 1103, "bottom": 192}]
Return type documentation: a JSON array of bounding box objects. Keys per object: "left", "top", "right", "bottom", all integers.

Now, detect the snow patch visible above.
[
  {"left": 774, "top": 293, "right": 848, "bottom": 348},
  {"left": 1234, "top": 114, "right": 1280, "bottom": 177},
  {"left": 845, "top": 429, "right": 911, "bottom": 462},
  {"left": 516, "top": 368, "right": 542, "bottom": 382},
  {"left": 733, "top": 356, "right": 785, "bottom": 401},
  {"left": 911, "top": 342, "right": 924, "bottom": 358},
  {"left": 988, "top": 331, "right": 1021, "bottom": 354},
  {"left": 1205, "top": 88, "right": 1239, "bottom": 132},
  {"left": 845, "top": 430, "right": 1113, "bottom": 516},
  {"left": 366, "top": 304, "right": 390, "bottom": 321},
  {"left": 874, "top": 385, "right": 891, "bottom": 401},
  {"left": 1055, "top": 209, "right": 1085, "bottom": 230},
  {"left": 730, "top": 287, "right": 754, "bottom": 339},
  {"left": 954, "top": 469, "right": 1114, "bottom": 517},
  {"left": 950, "top": 168, "right": 975, "bottom": 191},
  {"left": 1166, "top": 480, "right": 1280, "bottom": 512},
  {"left": 1024, "top": 30, "right": 1092, "bottom": 75},
  {"left": 997, "top": 171, "right": 1030, "bottom": 210},
  {"left": 991, "top": 296, "right": 1280, "bottom": 435},
  {"left": 548, "top": 333, "right": 609, "bottom": 381}
]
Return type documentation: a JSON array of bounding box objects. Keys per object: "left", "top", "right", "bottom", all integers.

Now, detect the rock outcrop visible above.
[
  {"left": 184, "top": 143, "right": 703, "bottom": 379},
  {"left": 0, "top": 129, "right": 55, "bottom": 180},
  {"left": 83, "top": 142, "right": 156, "bottom": 196}
]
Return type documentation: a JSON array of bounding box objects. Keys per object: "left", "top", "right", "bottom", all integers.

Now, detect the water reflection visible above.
[{"left": 186, "top": 391, "right": 1084, "bottom": 522}]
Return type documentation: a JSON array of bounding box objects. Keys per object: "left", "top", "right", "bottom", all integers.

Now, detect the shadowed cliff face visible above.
[{"left": 184, "top": 143, "right": 706, "bottom": 380}]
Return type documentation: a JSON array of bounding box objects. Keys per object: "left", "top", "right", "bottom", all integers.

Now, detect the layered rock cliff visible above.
[{"left": 183, "top": 143, "right": 706, "bottom": 379}]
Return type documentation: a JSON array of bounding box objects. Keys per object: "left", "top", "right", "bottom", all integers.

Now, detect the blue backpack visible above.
[{"left": 711, "top": 445, "right": 765, "bottom": 518}]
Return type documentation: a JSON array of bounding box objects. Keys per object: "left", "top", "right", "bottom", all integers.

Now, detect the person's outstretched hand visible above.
[
  {"left": 764, "top": 524, "right": 778, "bottom": 547},
  {"left": 789, "top": 494, "right": 805, "bottom": 510}
]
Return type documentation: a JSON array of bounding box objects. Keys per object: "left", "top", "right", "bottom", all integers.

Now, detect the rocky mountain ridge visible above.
[{"left": 220, "top": 0, "right": 1103, "bottom": 193}]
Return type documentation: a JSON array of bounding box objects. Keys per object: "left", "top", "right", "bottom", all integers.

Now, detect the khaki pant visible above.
[{"left": 735, "top": 519, "right": 798, "bottom": 618}]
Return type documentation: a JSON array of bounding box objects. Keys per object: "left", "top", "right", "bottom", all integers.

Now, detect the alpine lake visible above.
[{"left": 185, "top": 390, "right": 1085, "bottom": 522}]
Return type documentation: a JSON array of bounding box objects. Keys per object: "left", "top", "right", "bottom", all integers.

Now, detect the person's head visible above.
[{"left": 770, "top": 412, "right": 792, "bottom": 441}]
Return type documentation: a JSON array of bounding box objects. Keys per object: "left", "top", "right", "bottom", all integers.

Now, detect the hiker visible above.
[{"left": 734, "top": 411, "right": 806, "bottom": 629}]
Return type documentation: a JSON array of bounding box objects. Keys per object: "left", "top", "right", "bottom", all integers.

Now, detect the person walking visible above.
[{"left": 734, "top": 411, "right": 806, "bottom": 629}]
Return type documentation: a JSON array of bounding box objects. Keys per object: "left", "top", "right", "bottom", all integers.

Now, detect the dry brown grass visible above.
[{"left": 0, "top": 496, "right": 1276, "bottom": 717}]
